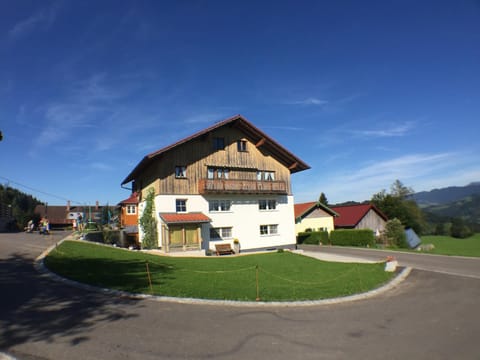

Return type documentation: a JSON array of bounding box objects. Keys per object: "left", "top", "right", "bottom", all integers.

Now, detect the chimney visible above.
[
  {"left": 67, "top": 200, "right": 71, "bottom": 211},
  {"left": 95, "top": 200, "right": 99, "bottom": 210}
]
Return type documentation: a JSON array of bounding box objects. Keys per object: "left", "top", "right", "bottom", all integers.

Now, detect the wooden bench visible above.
[{"left": 215, "top": 243, "right": 235, "bottom": 256}]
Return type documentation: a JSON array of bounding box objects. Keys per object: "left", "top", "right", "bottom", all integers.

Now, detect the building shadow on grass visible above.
[{"left": 0, "top": 252, "right": 147, "bottom": 350}]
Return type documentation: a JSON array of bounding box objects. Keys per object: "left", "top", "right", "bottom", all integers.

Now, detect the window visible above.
[
  {"left": 213, "top": 137, "right": 225, "bottom": 150},
  {"left": 207, "top": 167, "right": 229, "bottom": 179},
  {"left": 175, "top": 199, "right": 187, "bottom": 212},
  {"left": 259, "top": 200, "right": 276, "bottom": 210},
  {"left": 126, "top": 205, "right": 136, "bottom": 214},
  {"left": 256, "top": 170, "right": 275, "bottom": 181},
  {"left": 175, "top": 166, "right": 186, "bottom": 178},
  {"left": 209, "top": 200, "right": 231, "bottom": 212},
  {"left": 265, "top": 171, "right": 275, "bottom": 181},
  {"left": 237, "top": 139, "right": 247, "bottom": 152},
  {"left": 260, "top": 224, "right": 278, "bottom": 236},
  {"left": 210, "top": 227, "right": 232, "bottom": 240}
]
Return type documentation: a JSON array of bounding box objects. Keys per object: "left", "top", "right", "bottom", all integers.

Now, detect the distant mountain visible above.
[{"left": 412, "top": 182, "right": 480, "bottom": 207}]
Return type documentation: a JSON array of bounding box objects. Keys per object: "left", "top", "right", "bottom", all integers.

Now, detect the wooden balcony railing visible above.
[{"left": 198, "top": 179, "right": 288, "bottom": 195}]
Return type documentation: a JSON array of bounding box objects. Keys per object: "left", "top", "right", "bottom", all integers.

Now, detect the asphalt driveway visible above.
[{"left": 1, "top": 233, "right": 479, "bottom": 359}]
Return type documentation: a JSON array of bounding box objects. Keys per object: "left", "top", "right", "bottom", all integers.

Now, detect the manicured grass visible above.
[
  {"left": 420, "top": 234, "right": 480, "bottom": 257},
  {"left": 45, "top": 240, "right": 394, "bottom": 302}
]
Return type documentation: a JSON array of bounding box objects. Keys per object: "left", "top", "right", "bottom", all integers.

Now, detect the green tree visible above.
[
  {"left": 318, "top": 192, "right": 329, "bottom": 205},
  {"left": 371, "top": 180, "right": 425, "bottom": 234},
  {"left": 139, "top": 188, "right": 158, "bottom": 249},
  {"left": 450, "top": 217, "right": 472, "bottom": 239}
]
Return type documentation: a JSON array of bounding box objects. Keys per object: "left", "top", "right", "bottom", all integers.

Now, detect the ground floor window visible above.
[
  {"left": 260, "top": 224, "right": 278, "bottom": 236},
  {"left": 210, "top": 227, "right": 232, "bottom": 240}
]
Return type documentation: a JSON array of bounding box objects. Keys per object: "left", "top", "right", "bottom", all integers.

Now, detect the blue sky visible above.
[{"left": 1, "top": 0, "right": 479, "bottom": 206}]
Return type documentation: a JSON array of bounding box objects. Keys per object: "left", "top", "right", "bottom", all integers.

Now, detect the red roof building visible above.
[{"left": 330, "top": 204, "right": 388, "bottom": 235}]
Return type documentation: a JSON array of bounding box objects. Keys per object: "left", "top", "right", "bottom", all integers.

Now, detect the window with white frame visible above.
[
  {"left": 210, "top": 227, "right": 232, "bottom": 240},
  {"left": 175, "top": 199, "right": 187, "bottom": 212},
  {"left": 260, "top": 224, "right": 278, "bottom": 236},
  {"left": 207, "top": 167, "right": 229, "bottom": 179},
  {"left": 256, "top": 170, "right": 275, "bottom": 181},
  {"left": 175, "top": 166, "right": 186, "bottom": 178},
  {"left": 126, "top": 205, "right": 136, "bottom": 214},
  {"left": 209, "top": 200, "right": 231, "bottom": 212},
  {"left": 264, "top": 171, "right": 275, "bottom": 181},
  {"left": 237, "top": 139, "right": 247, "bottom": 152},
  {"left": 259, "top": 199, "right": 276, "bottom": 211}
]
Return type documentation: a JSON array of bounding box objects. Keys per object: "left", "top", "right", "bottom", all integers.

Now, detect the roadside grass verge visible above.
[
  {"left": 44, "top": 240, "right": 394, "bottom": 302},
  {"left": 419, "top": 234, "right": 480, "bottom": 257}
]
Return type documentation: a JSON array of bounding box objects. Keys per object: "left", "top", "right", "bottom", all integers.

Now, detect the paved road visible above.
[
  {"left": 299, "top": 244, "right": 480, "bottom": 279},
  {"left": 1, "top": 233, "right": 480, "bottom": 359}
]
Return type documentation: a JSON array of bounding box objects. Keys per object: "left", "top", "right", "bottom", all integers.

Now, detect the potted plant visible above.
[{"left": 233, "top": 238, "right": 240, "bottom": 254}]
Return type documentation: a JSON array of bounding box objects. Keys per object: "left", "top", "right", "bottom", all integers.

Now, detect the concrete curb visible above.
[{"left": 35, "top": 238, "right": 412, "bottom": 308}]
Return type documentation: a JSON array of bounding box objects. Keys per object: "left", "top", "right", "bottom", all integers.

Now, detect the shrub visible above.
[
  {"left": 297, "top": 231, "right": 329, "bottom": 245},
  {"left": 330, "top": 229, "right": 375, "bottom": 247},
  {"left": 383, "top": 218, "right": 408, "bottom": 248}
]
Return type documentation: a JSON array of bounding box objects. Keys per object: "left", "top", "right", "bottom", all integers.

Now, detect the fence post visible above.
[{"left": 256, "top": 265, "right": 260, "bottom": 301}]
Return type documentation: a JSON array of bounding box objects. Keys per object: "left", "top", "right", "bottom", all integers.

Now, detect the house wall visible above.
[
  {"left": 120, "top": 205, "right": 138, "bottom": 227},
  {"left": 356, "top": 209, "right": 386, "bottom": 234},
  {"left": 295, "top": 208, "right": 335, "bottom": 234},
  {"left": 136, "top": 127, "right": 292, "bottom": 198},
  {"left": 148, "top": 193, "right": 296, "bottom": 251}
]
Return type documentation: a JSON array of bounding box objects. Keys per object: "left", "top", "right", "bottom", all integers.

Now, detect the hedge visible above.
[
  {"left": 297, "top": 231, "right": 329, "bottom": 245},
  {"left": 330, "top": 229, "right": 375, "bottom": 247}
]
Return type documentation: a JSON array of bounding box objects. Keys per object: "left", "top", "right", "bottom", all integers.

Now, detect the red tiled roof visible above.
[
  {"left": 294, "top": 201, "right": 339, "bottom": 219},
  {"left": 159, "top": 212, "right": 211, "bottom": 224},
  {"left": 122, "top": 114, "right": 310, "bottom": 185},
  {"left": 330, "top": 204, "right": 387, "bottom": 227},
  {"left": 294, "top": 202, "right": 317, "bottom": 218},
  {"left": 118, "top": 192, "right": 139, "bottom": 205}
]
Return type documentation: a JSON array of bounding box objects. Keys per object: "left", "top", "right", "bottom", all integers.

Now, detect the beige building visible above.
[{"left": 294, "top": 201, "right": 338, "bottom": 234}]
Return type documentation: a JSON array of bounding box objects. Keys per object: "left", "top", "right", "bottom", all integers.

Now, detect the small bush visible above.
[
  {"left": 330, "top": 229, "right": 375, "bottom": 247},
  {"left": 297, "top": 231, "right": 329, "bottom": 245}
]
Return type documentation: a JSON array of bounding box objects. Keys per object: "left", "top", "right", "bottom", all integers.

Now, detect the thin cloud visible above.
[
  {"left": 287, "top": 97, "right": 329, "bottom": 106},
  {"left": 351, "top": 122, "right": 415, "bottom": 138},
  {"left": 296, "top": 152, "right": 462, "bottom": 203},
  {"left": 8, "top": 6, "right": 58, "bottom": 39}
]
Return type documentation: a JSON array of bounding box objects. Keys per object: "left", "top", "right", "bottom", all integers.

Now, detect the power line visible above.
[{"left": 0, "top": 175, "right": 83, "bottom": 205}]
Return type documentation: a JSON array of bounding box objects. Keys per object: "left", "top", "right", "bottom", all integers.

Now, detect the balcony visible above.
[{"left": 198, "top": 179, "right": 288, "bottom": 195}]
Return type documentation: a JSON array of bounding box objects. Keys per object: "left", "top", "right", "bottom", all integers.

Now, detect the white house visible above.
[{"left": 121, "top": 114, "right": 310, "bottom": 253}]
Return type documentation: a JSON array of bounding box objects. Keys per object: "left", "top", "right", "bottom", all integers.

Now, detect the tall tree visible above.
[
  {"left": 371, "top": 180, "right": 425, "bottom": 234},
  {"left": 318, "top": 192, "right": 329, "bottom": 205}
]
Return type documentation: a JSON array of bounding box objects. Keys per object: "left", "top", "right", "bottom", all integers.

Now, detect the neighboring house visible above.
[
  {"left": 330, "top": 204, "right": 388, "bottom": 235},
  {"left": 118, "top": 192, "right": 139, "bottom": 245},
  {"left": 294, "top": 201, "right": 338, "bottom": 234},
  {"left": 121, "top": 114, "right": 310, "bottom": 253},
  {"left": 34, "top": 201, "right": 106, "bottom": 228}
]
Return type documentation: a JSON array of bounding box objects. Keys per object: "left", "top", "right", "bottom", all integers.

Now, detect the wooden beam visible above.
[
  {"left": 288, "top": 162, "right": 298, "bottom": 170},
  {"left": 256, "top": 138, "right": 266, "bottom": 147}
]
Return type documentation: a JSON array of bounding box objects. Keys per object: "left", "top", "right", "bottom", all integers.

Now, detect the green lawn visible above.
[
  {"left": 45, "top": 240, "right": 394, "bottom": 302},
  {"left": 420, "top": 233, "right": 480, "bottom": 257}
]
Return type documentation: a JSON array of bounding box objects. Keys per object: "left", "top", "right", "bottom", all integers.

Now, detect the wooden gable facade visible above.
[{"left": 123, "top": 115, "right": 309, "bottom": 200}]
